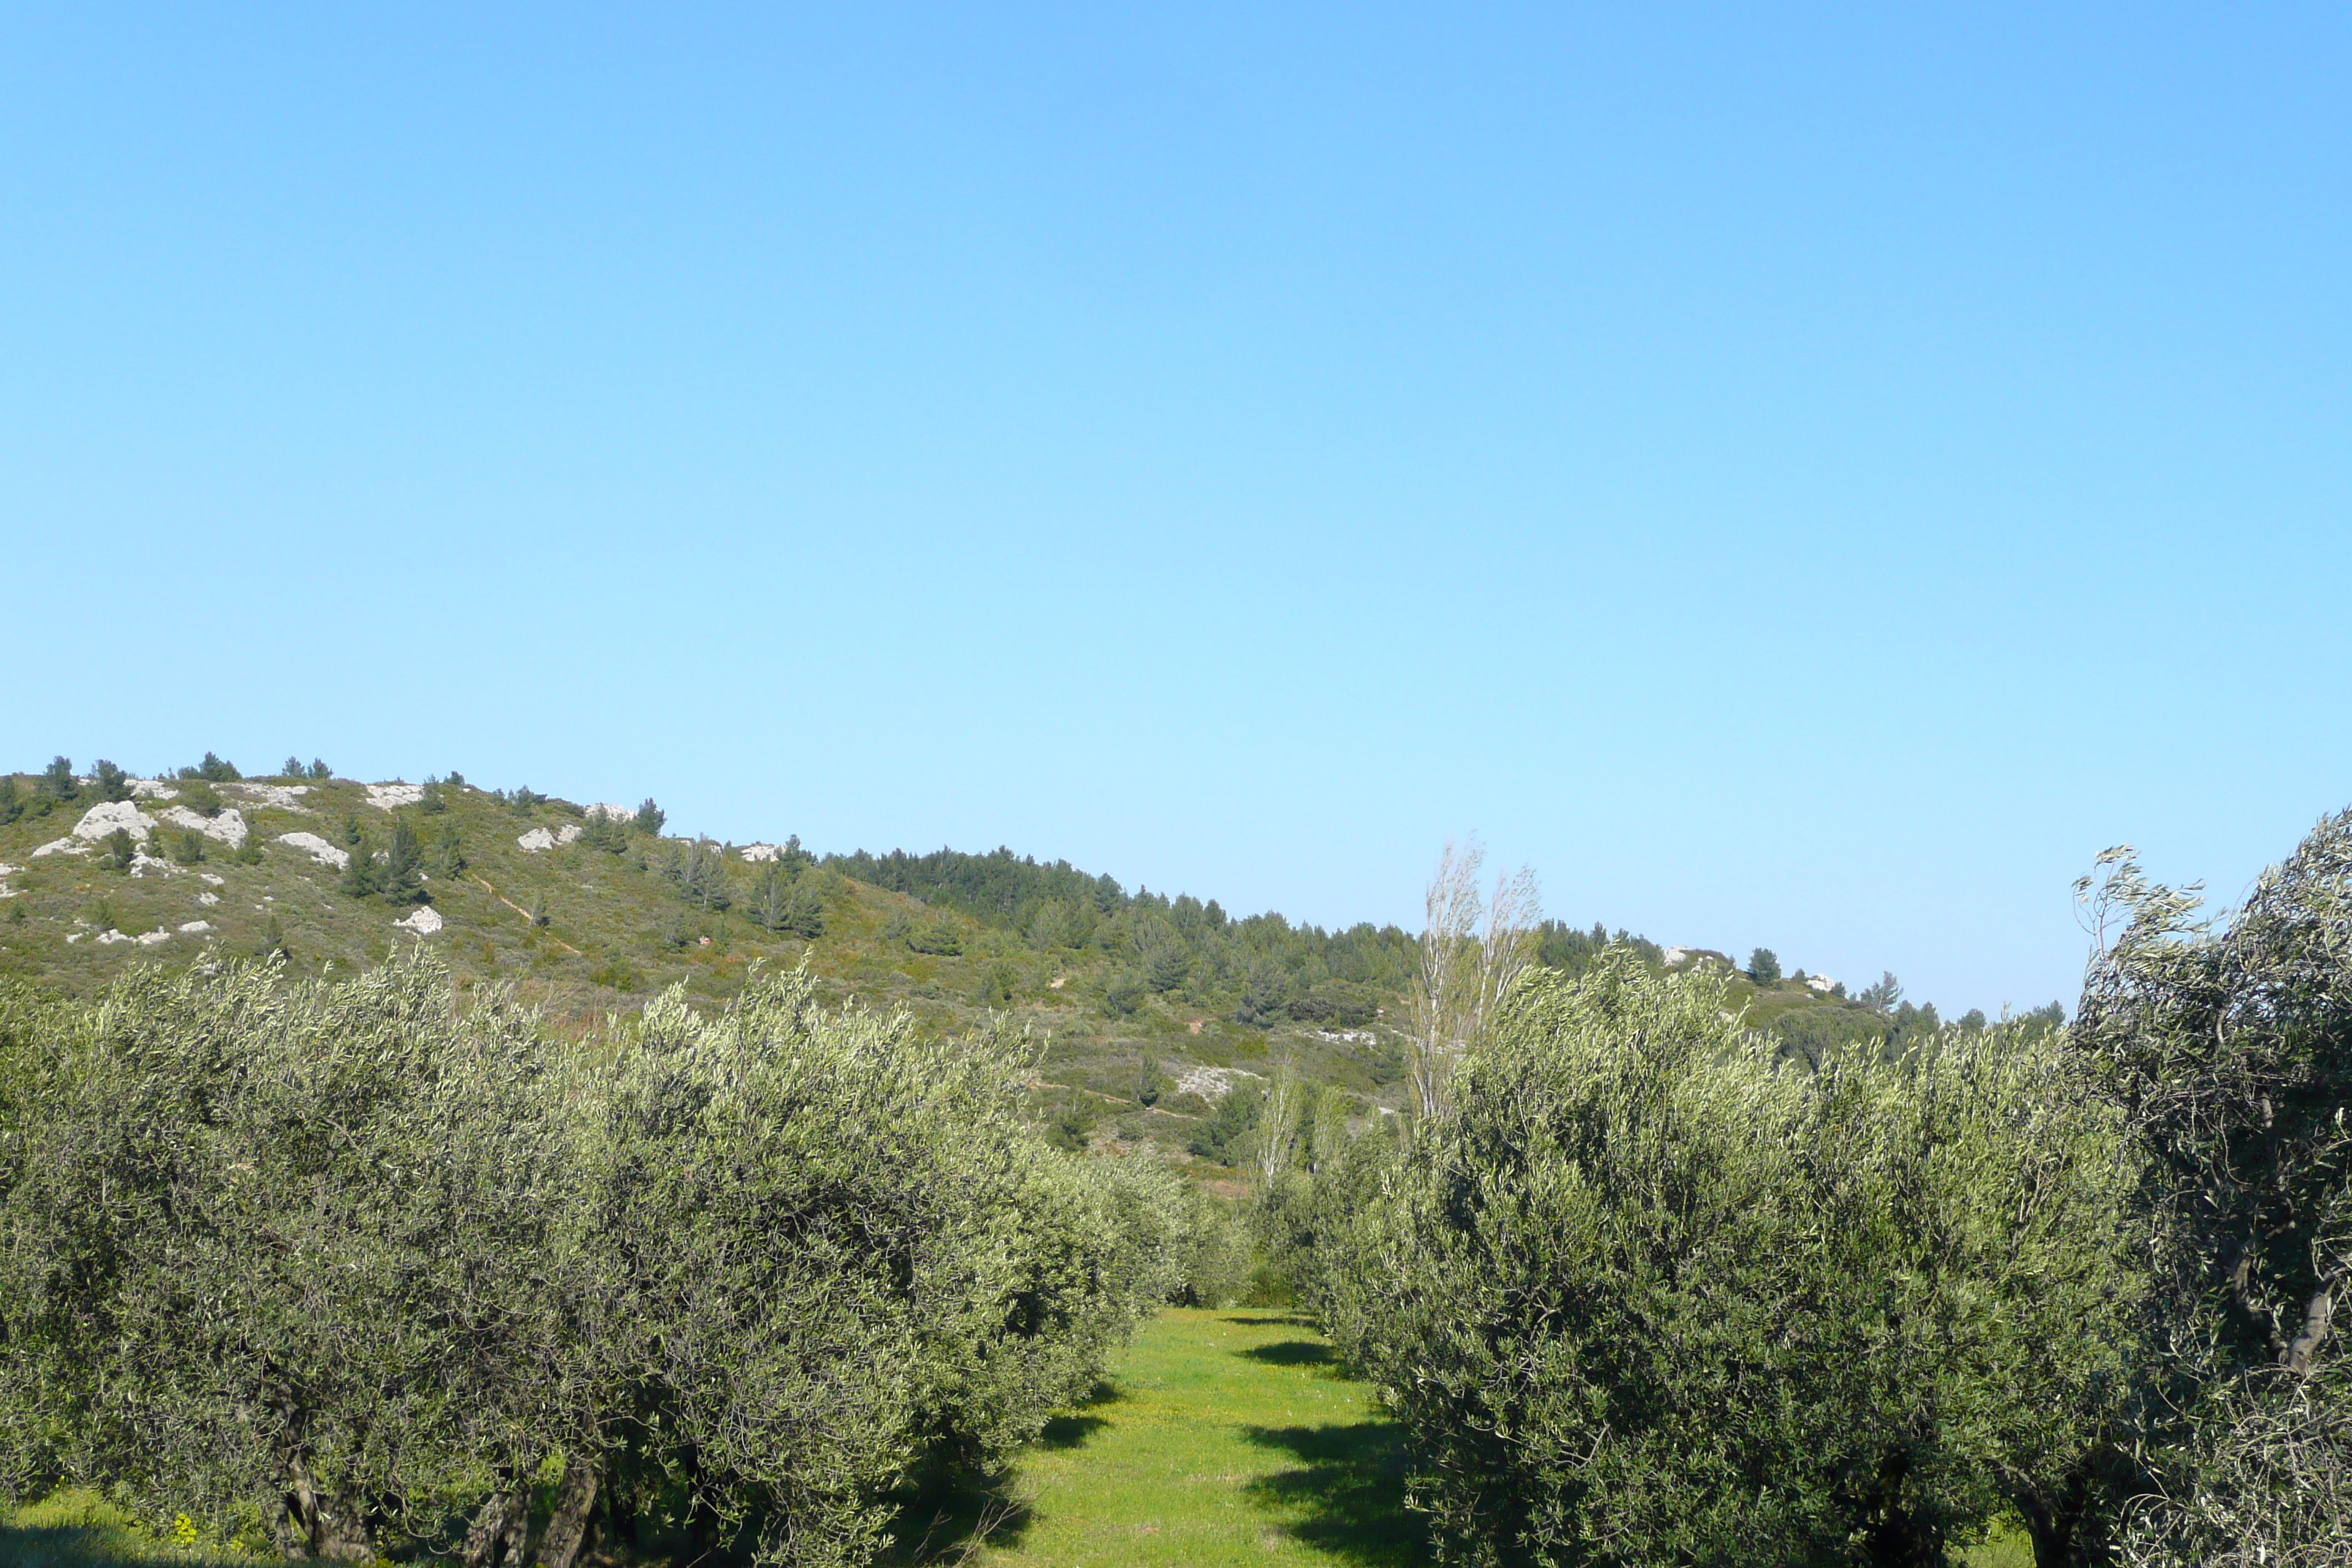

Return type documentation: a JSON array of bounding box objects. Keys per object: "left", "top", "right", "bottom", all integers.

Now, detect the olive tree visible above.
[
  {"left": 2073, "top": 817, "right": 2352, "bottom": 1567},
  {"left": 0, "top": 959, "right": 594, "bottom": 1560},
  {"left": 1326, "top": 957, "right": 2144, "bottom": 1568}
]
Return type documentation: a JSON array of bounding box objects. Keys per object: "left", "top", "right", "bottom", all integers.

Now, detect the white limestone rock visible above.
[
  {"left": 1172, "top": 1066, "right": 1264, "bottom": 1102},
  {"left": 587, "top": 802, "right": 636, "bottom": 822},
  {"left": 366, "top": 783, "right": 425, "bottom": 811},
  {"left": 128, "top": 852, "right": 178, "bottom": 878},
  {"left": 200, "top": 872, "right": 225, "bottom": 886},
  {"left": 394, "top": 906, "right": 445, "bottom": 936},
  {"left": 30, "top": 838, "right": 86, "bottom": 858},
  {"left": 129, "top": 779, "right": 179, "bottom": 800},
  {"left": 72, "top": 801, "right": 153, "bottom": 843},
  {"left": 516, "top": 827, "right": 557, "bottom": 852},
  {"left": 556, "top": 822, "right": 583, "bottom": 845},
  {"left": 159, "top": 805, "right": 249, "bottom": 848},
  {"left": 198, "top": 891, "right": 220, "bottom": 906},
  {"left": 230, "top": 782, "right": 311, "bottom": 810},
  {"left": 137, "top": 930, "right": 170, "bottom": 946},
  {"left": 740, "top": 843, "right": 784, "bottom": 862},
  {"left": 276, "top": 832, "right": 351, "bottom": 870},
  {"left": 95, "top": 930, "right": 132, "bottom": 946},
  {"left": 1806, "top": 973, "right": 1840, "bottom": 993},
  {"left": 178, "top": 921, "right": 214, "bottom": 935}
]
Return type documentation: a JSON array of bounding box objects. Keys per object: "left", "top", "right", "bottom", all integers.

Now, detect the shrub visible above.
[
  {"left": 1101, "top": 971, "right": 1144, "bottom": 1017},
  {"left": 1186, "top": 1080, "right": 1263, "bottom": 1164},
  {"left": 1324, "top": 958, "right": 2144, "bottom": 1568},
  {"left": 169, "top": 828, "right": 206, "bottom": 866},
  {"left": 905, "top": 918, "right": 962, "bottom": 957},
  {"left": 37, "top": 756, "right": 78, "bottom": 804},
  {"left": 90, "top": 761, "right": 131, "bottom": 803},
  {"left": 1288, "top": 979, "right": 1377, "bottom": 1028},
  {"left": 103, "top": 829, "right": 137, "bottom": 871},
  {"left": 1746, "top": 946, "right": 1781, "bottom": 986}
]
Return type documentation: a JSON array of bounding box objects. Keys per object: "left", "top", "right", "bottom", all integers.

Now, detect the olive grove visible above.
[{"left": 0, "top": 957, "right": 1196, "bottom": 1566}]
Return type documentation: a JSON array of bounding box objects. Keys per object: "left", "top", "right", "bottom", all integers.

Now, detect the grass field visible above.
[{"left": 958, "top": 1308, "right": 1428, "bottom": 1568}]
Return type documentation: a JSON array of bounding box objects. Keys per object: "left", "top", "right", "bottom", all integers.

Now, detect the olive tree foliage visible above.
[
  {"left": 2072, "top": 819, "right": 2352, "bottom": 1567},
  {"left": 1406, "top": 836, "right": 1539, "bottom": 1126},
  {"left": 0, "top": 959, "right": 592, "bottom": 1561},
  {"left": 0, "top": 960, "right": 1180, "bottom": 1568},
  {"left": 1324, "top": 957, "right": 2144, "bottom": 1568},
  {"left": 581, "top": 975, "right": 1170, "bottom": 1567}
]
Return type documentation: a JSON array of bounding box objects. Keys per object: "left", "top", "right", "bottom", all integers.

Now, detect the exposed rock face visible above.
[
  {"left": 394, "top": 906, "right": 445, "bottom": 936},
  {"left": 136, "top": 930, "right": 170, "bottom": 946},
  {"left": 95, "top": 930, "right": 132, "bottom": 946},
  {"left": 231, "top": 782, "right": 311, "bottom": 810},
  {"left": 555, "top": 823, "right": 583, "bottom": 845},
  {"left": 178, "top": 921, "right": 214, "bottom": 935},
  {"left": 366, "top": 783, "right": 425, "bottom": 811},
  {"left": 1172, "top": 1066, "right": 1264, "bottom": 1102},
  {"left": 1806, "top": 973, "right": 1840, "bottom": 992},
  {"left": 587, "top": 803, "right": 636, "bottom": 821},
  {"left": 740, "top": 843, "right": 784, "bottom": 862},
  {"left": 276, "top": 832, "right": 352, "bottom": 870},
  {"left": 159, "top": 805, "right": 249, "bottom": 848},
  {"left": 72, "top": 802, "right": 153, "bottom": 843},
  {"left": 129, "top": 779, "right": 179, "bottom": 799},
  {"left": 29, "top": 838, "right": 86, "bottom": 859},
  {"left": 198, "top": 892, "right": 220, "bottom": 906},
  {"left": 517, "top": 827, "right": 557, "bottom": 852}
]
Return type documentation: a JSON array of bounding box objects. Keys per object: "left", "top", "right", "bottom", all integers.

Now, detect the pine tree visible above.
[
  {"left": 170, "top": 829, "right": 207, "bottom": 866},
  {"left": 39, "top": 756, "right": 78, "bottom": 804},
  {"left": 281, "top": 756, "right": 306, "bottom": 780},
  {"left": 380, "top": 816, "right": 423, "bottom": 904},
  {"left": 105, "top": 829, "right": 137, "bottom": 870},
  {"left": 309, "top": 758, "right": 332, "bottom": 780},
  {"left": 91, "top": 761, "right": 132, "bottom": 803},
  {"left": 340, "top": 838, "right": 378, "bottom": 898},
  {"left": 633, "top": 798, "right": 666, "bottom": 837},
  {"left": 433, "top": 821, "right": 465, "bottom": 878}
]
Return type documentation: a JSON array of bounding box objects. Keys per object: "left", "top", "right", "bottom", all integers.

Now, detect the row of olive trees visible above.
[
  {"left": 1293, "top": 812, "right": 2352, "bottom": 1568},
  {"left": 0, "top": 958, "right": 1200, "bottom": 1567}
]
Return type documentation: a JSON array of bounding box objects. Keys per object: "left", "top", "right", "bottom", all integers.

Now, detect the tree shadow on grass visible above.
[
  {"left": 876, "top": 1380, "right": 1121, "bottom": 1564},
  {"left": 1242, "top": 1422, "right": 1433, "bottom": 1566},
  {"left": 1240, "top": 1339, "right": 1336, "bottom": 1368}
]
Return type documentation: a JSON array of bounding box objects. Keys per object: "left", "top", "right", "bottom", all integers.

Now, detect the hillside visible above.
[{"left": 0, "top": 755, "right": 1987, "bottom": 1165}]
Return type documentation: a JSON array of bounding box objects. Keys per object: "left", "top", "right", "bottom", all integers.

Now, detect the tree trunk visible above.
[
  {"left": 533, "top": 1452, "right": 601, "bottom": 1568},
  {"left": 2016, "top": 1479, "right": 2092, "bottom": 1568},
  {"left": 282, "top": 1452, "right": 374, "bottom": 1562},
  {"left": 460, "top": 1477, "right": 532, "bottom": 1568}
]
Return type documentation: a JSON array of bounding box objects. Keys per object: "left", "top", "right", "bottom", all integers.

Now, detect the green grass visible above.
[
  {"left": 0, "top": 1491, "right": 262, "bottom": 1567},
  {"left": 951, "top": 1308, "right": 1428, "bottom": 1568}
]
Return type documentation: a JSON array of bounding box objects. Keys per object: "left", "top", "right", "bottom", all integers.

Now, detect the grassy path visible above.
[{"left": 966, "top": 1308, "right": 1429, "bottom": 1568}]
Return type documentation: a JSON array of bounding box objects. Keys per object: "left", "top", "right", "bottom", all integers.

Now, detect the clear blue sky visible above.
[{"left": 5, "top": 4, "right": 2346, "bottom": 1016}]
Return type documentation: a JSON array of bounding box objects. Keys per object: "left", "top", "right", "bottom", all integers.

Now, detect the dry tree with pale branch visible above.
[{"left": 1406, "top": 835, "right": 1540, "bottom": 1127}]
